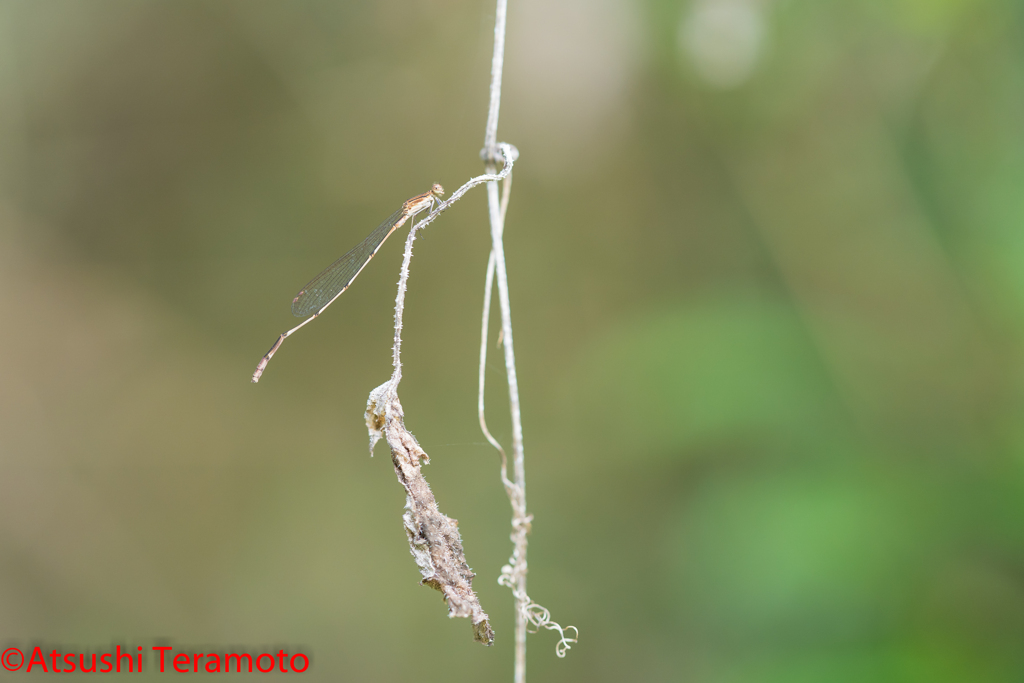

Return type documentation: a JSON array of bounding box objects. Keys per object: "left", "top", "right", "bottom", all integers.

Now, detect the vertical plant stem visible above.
[
  {"left": 481, "top": 0, "right": 530, "bottom": 680},
  {"left": 487, "top": 177, "right": 529, "bottom": 683},
  {"left": 483, "top": 0, "right": 507, "bottom": 160},
  {"left": 481, "top": 1, "right": 573, "bottom": 678}
]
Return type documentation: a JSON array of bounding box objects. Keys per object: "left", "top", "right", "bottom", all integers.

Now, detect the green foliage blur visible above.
[{"left": 2, "top": 0, "right": 1024, "bottom": 680}]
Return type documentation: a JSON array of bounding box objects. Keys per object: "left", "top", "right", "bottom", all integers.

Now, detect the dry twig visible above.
[{"left": 364, "top": 148, "right": 516, "bottom": 646}]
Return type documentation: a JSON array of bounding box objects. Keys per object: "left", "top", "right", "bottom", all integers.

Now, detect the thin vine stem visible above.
[
  {"left": 482, "top": 0, "right": 508, "bottom": 162},
  {"left": 478, "top": 173, "right": 514, "bottom": 494},
  {"left": 477, "top": 0, "right": 577, "bottom": 677},
  {"left": 387, "top": 146, "right": 516, "bottom": 393},
  {"left": 479, "top": 3, "right": 576, "bottom": 679}
]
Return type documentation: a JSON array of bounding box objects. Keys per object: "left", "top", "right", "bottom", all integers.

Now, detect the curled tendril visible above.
[
  {"left": 498, "top": 558, "right": 578, "bottom": 658},
  {"left": 552, "top": 625, "right": 579, "bottom": 658}
]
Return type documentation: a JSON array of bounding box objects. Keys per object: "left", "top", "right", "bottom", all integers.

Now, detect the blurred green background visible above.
[{"left": 2, "top": 0, "right": 1024, "bottom": 680}]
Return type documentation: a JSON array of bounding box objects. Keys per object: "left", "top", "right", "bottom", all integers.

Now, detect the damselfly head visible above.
[{"left": 431, "top": 183, "right": 445, "bottom": 197}]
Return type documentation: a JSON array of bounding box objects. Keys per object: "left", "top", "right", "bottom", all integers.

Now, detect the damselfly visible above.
[{"left": 252, "top": 183, "right": 445, "bottom": 383}]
